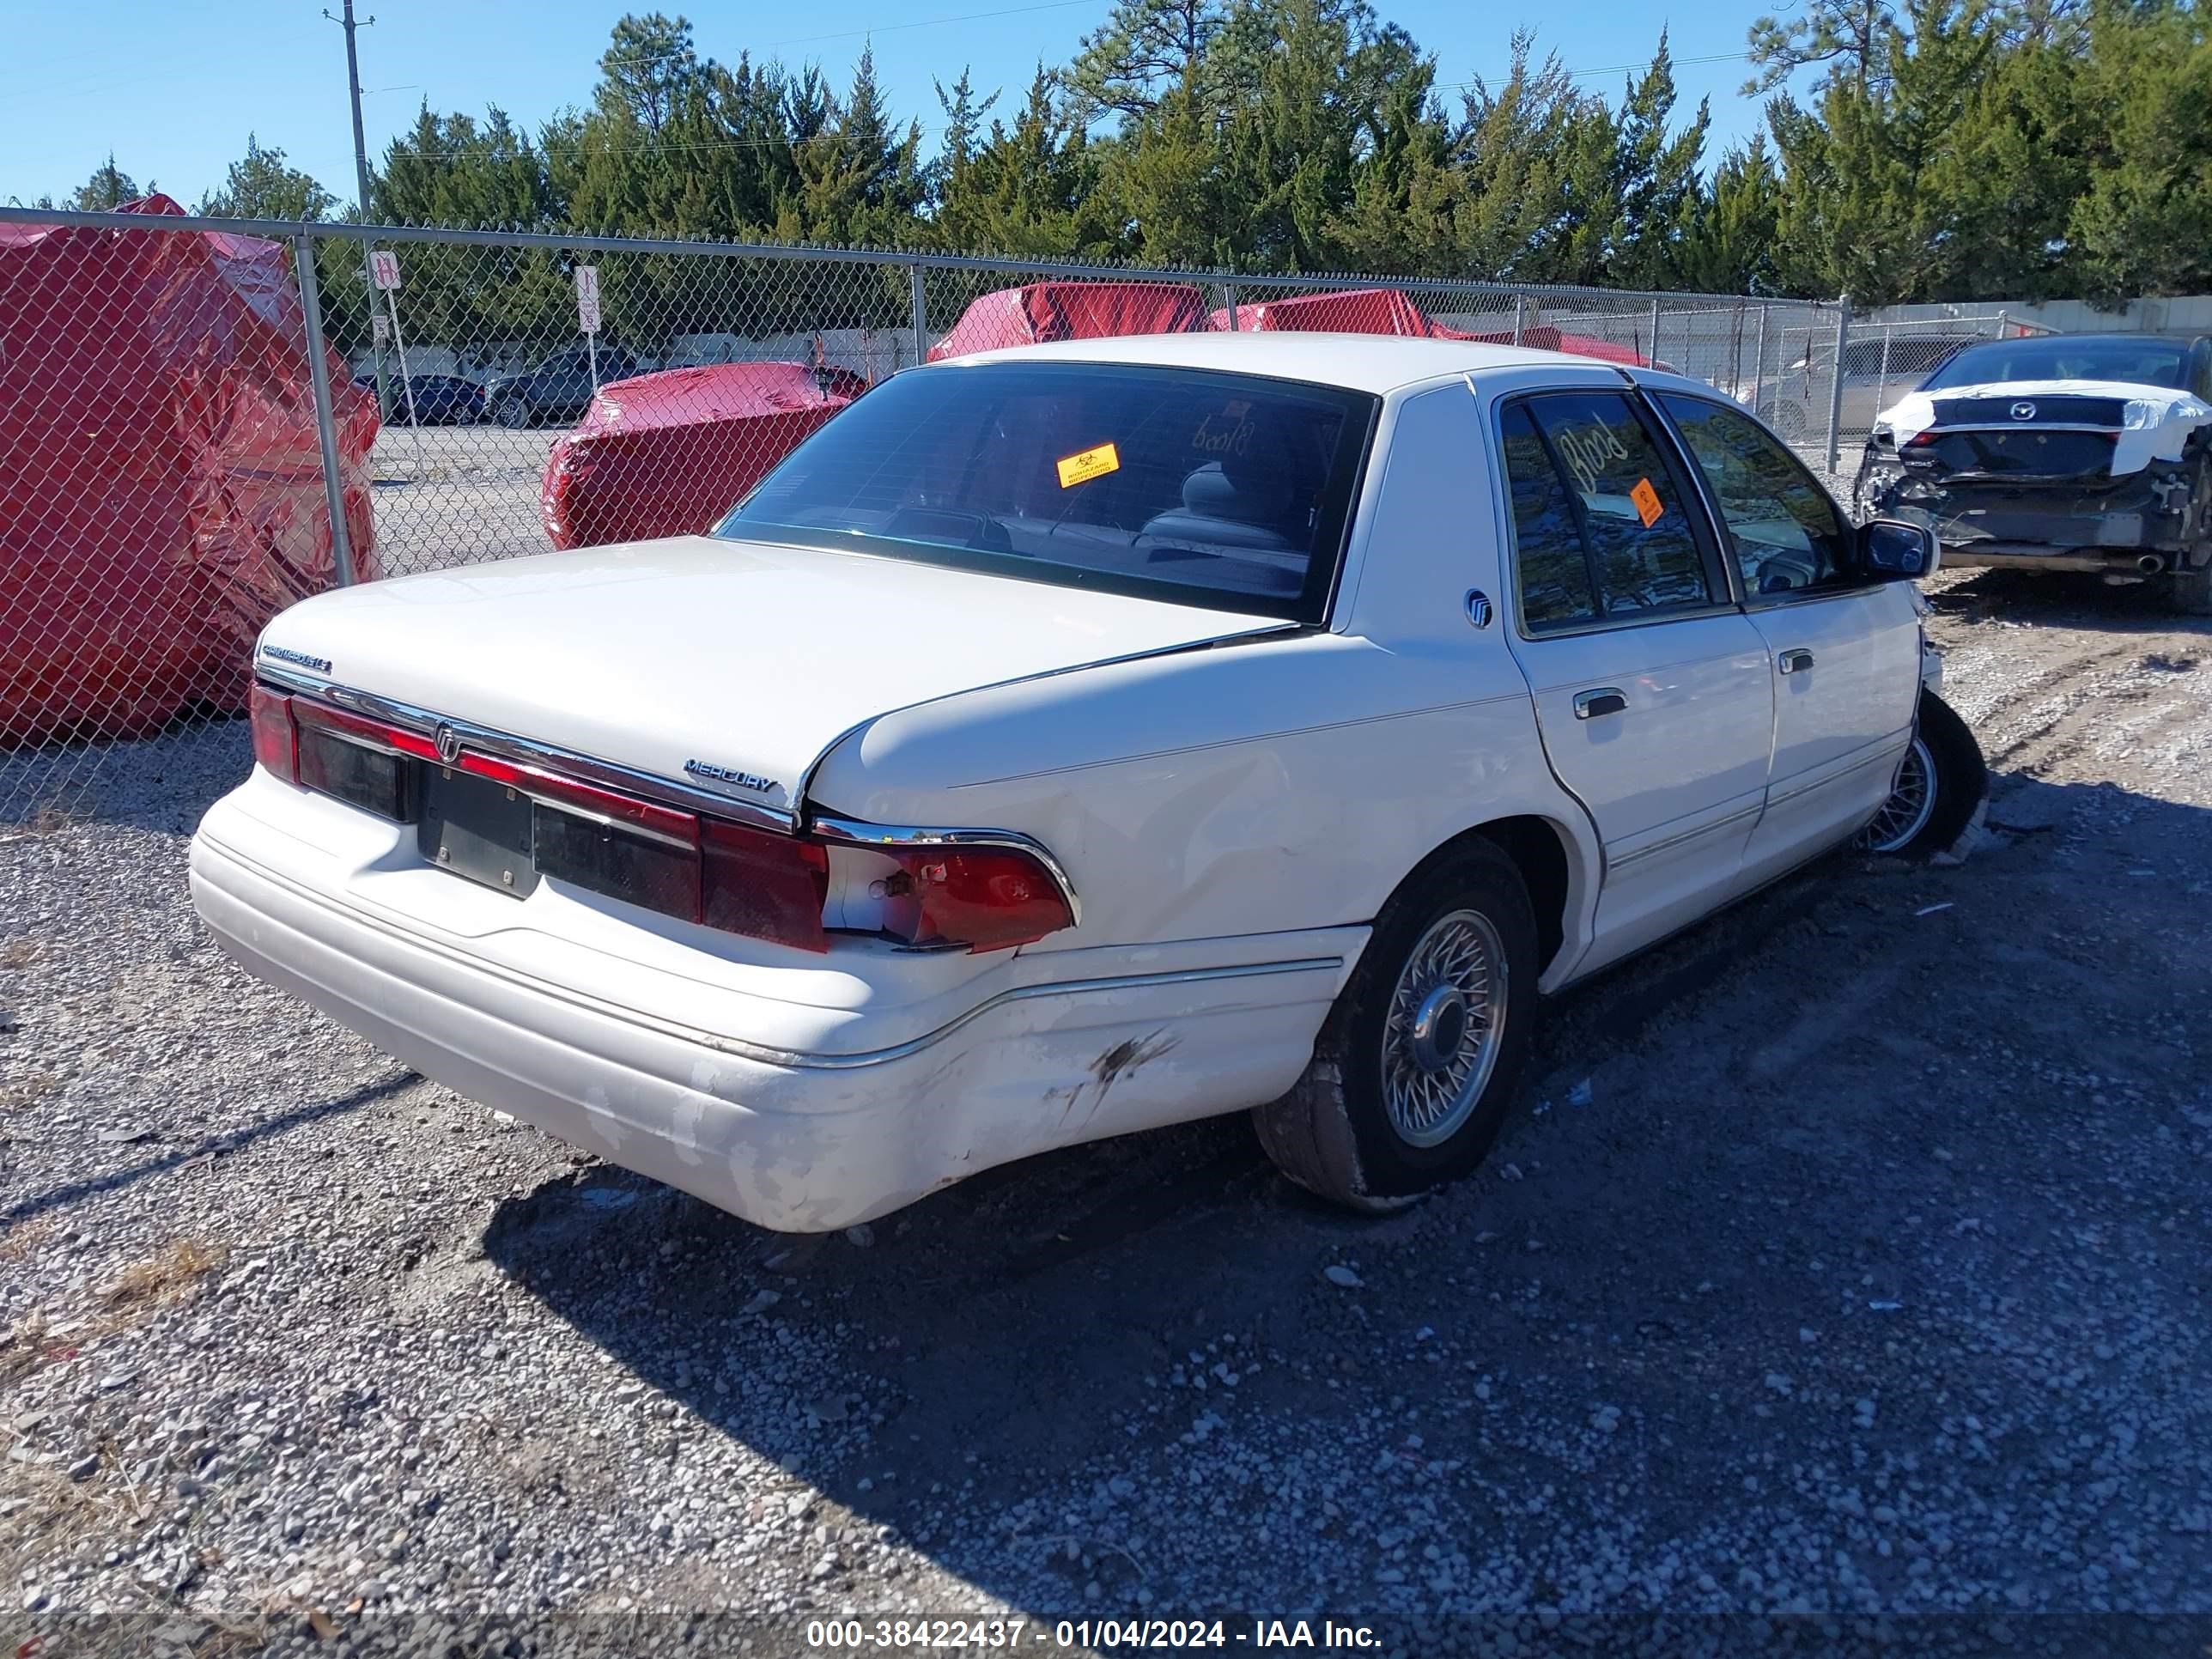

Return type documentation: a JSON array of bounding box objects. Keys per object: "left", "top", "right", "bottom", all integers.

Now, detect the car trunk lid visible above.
[
  {"left": 1897, "top": 391, "right": 2122, "bottom": 483},
  {"left": 255, "top": 533, "right": 1293, "bottom": 824}
]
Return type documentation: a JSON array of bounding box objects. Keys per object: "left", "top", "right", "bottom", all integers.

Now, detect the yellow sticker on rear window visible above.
[
  {"left": 1055, "top": 441, "right": 1121, "bottom": 489},
  {"left": 1630, "top": 477, "right": 1665, "bottom": 527}
]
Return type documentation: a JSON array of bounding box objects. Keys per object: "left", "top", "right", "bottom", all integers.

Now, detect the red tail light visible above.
[
  {"left": 870, "top": 847, "right": 1073, "bottom": 951},
  {"left": 249, "top": 684, "right": 298, "bottom": 783},
  {"left": 255, "top": 684, "right": 1076, "bottom": 955}
]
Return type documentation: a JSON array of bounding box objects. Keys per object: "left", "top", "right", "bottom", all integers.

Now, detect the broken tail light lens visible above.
[
  {"left": 892, "top": 848, "right": 1073, "bottom": 951},
  {"left": 831, "top": 841, "right": 1075, "bottom": 952}
]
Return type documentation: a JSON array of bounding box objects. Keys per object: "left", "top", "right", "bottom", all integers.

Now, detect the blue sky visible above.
[{"left": 5, "top": 0, "right": 1781, "bottom": 211}]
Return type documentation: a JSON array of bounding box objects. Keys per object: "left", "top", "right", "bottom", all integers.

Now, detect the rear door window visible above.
[
  {"left": 1498, "top": 405, "right": 1599, "bottom": 631},
  {"left": 1498, "top": 392, "right": 1718, "bottom": 628}
]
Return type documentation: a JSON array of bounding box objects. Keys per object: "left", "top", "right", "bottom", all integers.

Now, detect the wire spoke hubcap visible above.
[
  {"left": 1382, "top": 908, "right": 1509, "bottom": 1148},
  {"left": 1860, "top": 735, "right": 1936, "bottom": 854}
]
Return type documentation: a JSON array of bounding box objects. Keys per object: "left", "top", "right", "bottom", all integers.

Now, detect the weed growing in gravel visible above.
[
  {"left": 0, "top": 1216, "right": 54, "bottom": 1263},
  {"left": 100, "top": 1238, "right": 228, "bottom": 1309},
  {"left": 21, "top": 800, "right": 88, "bottom": 836},
  {"left": 0, "top": 1069, "right": 61, "bottom": 1111},
  {"left": 0, "top": 1307, "right": 70, "bottom": 1386}
]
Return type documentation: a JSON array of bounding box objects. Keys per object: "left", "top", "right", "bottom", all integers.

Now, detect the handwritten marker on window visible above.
[
  {"left": 1630, "top": 477, "right": 1664, "bottom": 526},
  {"left": 1055, "top": 441, "right": 1120, "bottom": 489}
]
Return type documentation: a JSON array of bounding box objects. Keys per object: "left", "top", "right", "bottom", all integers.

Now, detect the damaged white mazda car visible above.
[
  {"left": 191, "top": 333, "right": 1973, "bottom": 1231},
  {"left": 1856, "top": 331, "right": 2212, "bottom": 612}
]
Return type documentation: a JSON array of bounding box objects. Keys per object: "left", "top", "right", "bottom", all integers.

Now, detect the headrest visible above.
[{"left": 1182, "top": 459, "right": 1291, "bottom": 520}]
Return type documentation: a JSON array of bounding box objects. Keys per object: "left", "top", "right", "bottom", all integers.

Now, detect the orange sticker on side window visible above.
[
  {"left": 1630, "top": 477, "right": 1665, "bottom": 526},
  {"left": 1055, "top": 441, "right": 1121, "bottom": 489}
]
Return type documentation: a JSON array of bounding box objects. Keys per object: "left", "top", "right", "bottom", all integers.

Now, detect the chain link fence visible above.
[{"left": 0, "top": 204, "right": 2038, "bottom": 822}]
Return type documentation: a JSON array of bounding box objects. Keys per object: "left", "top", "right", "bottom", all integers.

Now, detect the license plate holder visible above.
[{"left": 417, "top": 765, "right": 540, "bottom": 898}]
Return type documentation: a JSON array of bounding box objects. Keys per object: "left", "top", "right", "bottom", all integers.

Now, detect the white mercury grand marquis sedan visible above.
[{"left": 190, "top": 332, "right": 1980, "bottom": 1231}]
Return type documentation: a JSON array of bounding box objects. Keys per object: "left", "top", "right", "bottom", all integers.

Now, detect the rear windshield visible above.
[
  {"left": 1923, "top": 337, "right": 2191, "bottom": 391},
  {"left": 714, "top": 361, "right": 1376, "bottom": 622}
]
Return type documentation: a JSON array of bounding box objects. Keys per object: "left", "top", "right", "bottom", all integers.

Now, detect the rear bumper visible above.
[
  {"left": 1863, "top": 459, "right": 2203, "bottom": 573},
  {"left": 188, "top": 787, "right": 1356, "bottom": 1231}
]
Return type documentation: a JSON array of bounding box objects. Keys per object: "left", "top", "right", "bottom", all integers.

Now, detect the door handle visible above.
[
  {"left": 1573, "top": 687, "right": 1629, "bottom": 720},
  {"left": 1778, "top": 648, "right": 1815, "bottom": 675}
]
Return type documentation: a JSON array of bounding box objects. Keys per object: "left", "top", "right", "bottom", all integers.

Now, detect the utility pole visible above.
[{"left": 325, "top": 0, "right": 389, "bottom": 421}]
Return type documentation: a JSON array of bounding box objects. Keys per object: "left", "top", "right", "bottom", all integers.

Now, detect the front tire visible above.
[
  {"left": 495, "top": 397, "right": 532, "bottom": 430},
  {"left": 1254, "top": 839, "right": 1540, "bottom": 1211},
  {"left": 1858, "top": 689, "right": 1985, "bottom": 857}
]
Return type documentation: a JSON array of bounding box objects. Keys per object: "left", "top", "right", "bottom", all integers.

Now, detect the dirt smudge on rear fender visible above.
[{"left": 1091, "top": 1030, "right": 1180, "bottom": 1093}]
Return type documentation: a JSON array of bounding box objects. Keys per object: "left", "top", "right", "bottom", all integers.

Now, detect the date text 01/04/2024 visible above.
[{"left": 802, "top": 1619, "right": 1383, "bottom": 1650}]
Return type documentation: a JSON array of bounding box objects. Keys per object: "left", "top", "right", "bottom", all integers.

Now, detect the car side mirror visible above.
[{"left": 1859, "top": 517, "right": 1940, "bottom": 580}]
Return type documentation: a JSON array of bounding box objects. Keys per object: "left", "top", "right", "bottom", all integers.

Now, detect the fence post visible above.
[
  {"left": 1511, "top": 294, "right": 1527, "bottom": 346},
  {"left": 1223, "top": 282, "right": 1239, "bottom": 329},
  {"left": 293, "top": 235, "right": 356, "bottom": 589},
  {"left": 908, "top": 262, "right": 928, "bottom": 368},
  {"left": 1647, "top": 298, "right": 1662, "bottom": 367},
  {"left": 1824, "top": 301, "right": 1851, "bottom": 473},
  {"left": 1753, "top": 304, "right": 1769, "bottom": 410}
]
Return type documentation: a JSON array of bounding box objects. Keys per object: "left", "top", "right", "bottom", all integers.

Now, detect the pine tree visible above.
[
  {"left": 1605, "top": 34, "right": 1712, "bottom": 289},
  {"left": 71, "top": 155, "right": 143, "bottom": 210},
  {"left": 1674, "top": 135, "right": 1784, "bottom": 293},
  {"left": 1068, "top": 0, "right": 1225, "bottom": 121},
  {"left": 1327, "top": 59, "right": 1461, "bottom": 275},
  {"left": 198, "top": 136, "right": 336, "bottom": 220},
  {"left": 936, "top": 69, "right": 1113, "bottom": 258}
]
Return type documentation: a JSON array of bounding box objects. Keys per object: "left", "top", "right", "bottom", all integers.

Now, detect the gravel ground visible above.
[
  {"left": 364, "top": 423, "right": 560, "bottom": 578},
  {"left": 2, "top": 567, "right": 2208, "bottom": 1656}
]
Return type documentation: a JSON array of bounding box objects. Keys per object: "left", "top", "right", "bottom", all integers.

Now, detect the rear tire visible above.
[
  {"left": 1858, "top": 690, "right": 1985, "bottom": 857},
  {"left": 1254, "top": 839, "right": 1540, "bottom": 1212}
]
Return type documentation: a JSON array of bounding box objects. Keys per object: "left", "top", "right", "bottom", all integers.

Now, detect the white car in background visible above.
[{"left": 191, "top": 334, "right": 1978, "bottom": 1231}]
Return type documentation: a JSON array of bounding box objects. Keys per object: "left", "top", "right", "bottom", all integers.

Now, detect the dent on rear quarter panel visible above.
[{"left": 804, "top": 386, "right": 1601, "bottom": 969}]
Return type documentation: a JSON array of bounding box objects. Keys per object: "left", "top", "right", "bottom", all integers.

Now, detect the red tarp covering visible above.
[
  {"left": 541, "top": 362, "right": 869, "bottom": 550},
  {"left": 0, "top": 194, "right": 378, "bottom": 746},
  {"left": 927, "top": 281, "right": 1212, "bottom": 362},
  {"left": 1210, "top": 287, "right": 1479, "bottom": 338},
  {"left": 1210, "top": 287, "right": 1652, "bottom": 366}
]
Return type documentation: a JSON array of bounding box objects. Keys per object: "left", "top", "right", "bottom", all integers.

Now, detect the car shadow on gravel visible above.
[
  {"left": 0, "top": 721, "right": 250, "bottom": 836},
  {"left": 471, "top": 810, "right": 2176, "bottom": 1612},
  {"left": 1933, "top": 567, "right": 2212, "bottom": 637},
  {"left": 1, "top": 1071, "right": 416, "bottom": 1229}
]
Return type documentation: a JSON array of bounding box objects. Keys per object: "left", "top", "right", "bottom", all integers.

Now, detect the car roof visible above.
[
  {"left": 939, "top": 330, "right": 1632, "bottom": 395},
  {"left": 1949, "top": 331, "right": 2203, "bottom": 349}
]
